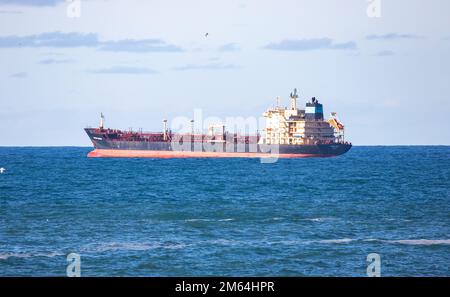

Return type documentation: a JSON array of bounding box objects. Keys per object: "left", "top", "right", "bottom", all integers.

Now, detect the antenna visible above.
[
  {"left": 99, "top": 112, "right": 105, "bottom": 129},
  {"left": 163, "top": 119, "right": 168, "bottom": 141},
  {"left": 290, "top": 88, "right": 298, "bottom": 99},
  {"left": 289, "top": 88, "right": 298, "bottom": 110},
  {"left": 190, "top": 119, "right": 195, "bottom": 135}
]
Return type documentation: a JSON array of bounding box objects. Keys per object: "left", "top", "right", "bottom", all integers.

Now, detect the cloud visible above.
[
  {"left": 366, "top": 33, "right": 419, "bottom": 40},
  {"left": 10, "top": 71, "right": 27, "bottom": 78},
  {"left": 0, "top": 0, "right": 64, "bottom": 6},
  {"left": 218, "top": 43, "right": 240, "bottom": 52},
  {"left": 0, "top": 32, "right": 98, "bottom": 48},
  {"left": 88, "top": 66, "right": 158, "bottom": 75},
  {"left": 40, "top": 51, "right": 65, "bottom": 56},
  {"left": 99, "top": 39, "right": 183, "bottom": 53},
  {"left": 375, "top": 50, "right": 395, "bottom": 57},
  {"left": 38, "top": 58, "right": 74, "bottom": 64},
  {"left": 174, "top": 63, "right": 239, "bottom": 71},
  {"left": 0, "top": 31, "right": 184, "bottom": 52},
  {"left": 263, "top": 38, "right": 357, "bottom": 51},
  {"left": 329, "top": 41, "right": 357, "bottom": 50},
  {"left": 0, "top": 9, "right": 22, "bottom": 13}
]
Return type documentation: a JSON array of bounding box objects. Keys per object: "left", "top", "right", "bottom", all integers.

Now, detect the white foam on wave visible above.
[
  {"left": 83, "top": 242, "right": 154, "bottom": 253},
  {"left": 317, "top": 238, "right": 353, "bottom": 244},
  {"left": 271, "top": 238, "right": 354, "bottom": 245},
  {"left": 185, "top": 218, "right": 235, "bottom": 222},
  {"left": 385, "top": 218, "right": 412, "bottom": 222},
  {"left": 386, "top": 239, "right": 450, "bottom": 245},
  {"left": 207, "top": 239, "right": 241, "bottom": 246},
  {"left": 82, "top": 241, "right": 188, "bottom": 253},
  {"left": 261, "top": 217, "right": 284, "bottom": 222},
  {"left": 362, "top": 238, "right": 450, "bottom": 245},
  {"left": 163, "top": 243, "right": 187, "bottom": 250},
  {"left": 0, "top": 251, "right": 63, "bottom": 261},
  {"left": 185, "top": 218, "right": 212, "bottom": 222},
  {"left": 301, "top": 217, "right": 335, "bottom": 222},
  {"left": 0, "top": 241, "right": 189, "bottom": 260},
  {"left": 363, "top": 239, "right": 379, "bottom": 242},
  {"left": 275, "top": 240, "right": 303, "bottom": 245}
]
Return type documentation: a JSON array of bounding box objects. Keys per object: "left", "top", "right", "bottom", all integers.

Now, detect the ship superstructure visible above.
[{"left": 260, "top": 89, "right": 345, "bottom": 145}]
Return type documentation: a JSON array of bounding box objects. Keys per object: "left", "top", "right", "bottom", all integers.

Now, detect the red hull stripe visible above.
[{"left": 87, "top": 149, "right": 330, "bottom": 158}]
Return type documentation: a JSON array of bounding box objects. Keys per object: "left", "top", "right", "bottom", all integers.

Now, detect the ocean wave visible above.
[
  {"left": 266, "top": 239, "right": 354, "bottom": 245},
  {"left": 316, "top": 238, "right": 353, "bottom": 244},
  {"left": 163, "top": 243, "right": 187, "bottom": 250},
  {"left": 385, "top": 239, "right": 450, "bottom": 246},
  {"left": 362, "top": 238, "right": 450, "bottom": 245},
  {"left": 185, "top": 218, "right": 212, "bottom": 222},
  {"left": 363, "top": 239, "right": 379, "bottom": 242},
  {"left": 384, "top": 218, "right": 412, "bottom": 222},
  {"left": 185, "top": 218, "right": 235, "bottom": 222},
  {"left": 1, "top": 242, "right": 189, "bottom": 259},
  {"left": 207, "top": 239, "right": 242, "bottom": 246},
  {"left": 300, "top": 217, "right": 335, "bottom": 222},
  {"left": 81, "top": 241, "right": 188, "bottom": 253},
  {"left": 82, "top": 242, "right": 154, "bottom": 253},
  {"left": 274, "top": 240, "right": 303, "bottom": 245},
  {"left": 0, "top": 251, "right": 63, "bottom": 261},
  {"left": 260, "top": 217, "right": 284, "bottom": 222}
]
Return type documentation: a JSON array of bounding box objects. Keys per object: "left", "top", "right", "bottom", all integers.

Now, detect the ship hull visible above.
[
  {"left": 87, "top": 149, "right": 338, "bottom": 158},
  {"left": 85, "top": 128, "right": 351, "bottom": 158}
]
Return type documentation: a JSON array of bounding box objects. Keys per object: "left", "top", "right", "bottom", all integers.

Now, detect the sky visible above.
[{"left": 0, "top": 0, "right": 449, "bottom": 146}]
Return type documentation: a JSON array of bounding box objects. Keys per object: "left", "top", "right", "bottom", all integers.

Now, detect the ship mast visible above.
[
  {"left": 163, "top": 119, "right": 168, "bottom": 141},
  {"left": 290, "top": 88, "right": 298, "bottom": 110},
  {"left": 99, "top": 113, "right": 105, "bottom": 130}
]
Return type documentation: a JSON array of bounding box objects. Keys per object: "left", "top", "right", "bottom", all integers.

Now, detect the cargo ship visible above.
[{"left": 85, "top": 89, "right": 351, "bottom": 158}]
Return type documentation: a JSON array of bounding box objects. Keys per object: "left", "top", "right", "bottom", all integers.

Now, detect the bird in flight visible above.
[
  {"left": 205, "top": 33, "right": 209, "bottom": 37},
  {"left": 0, "top": 168, "right": 6, "bottom": 174}
]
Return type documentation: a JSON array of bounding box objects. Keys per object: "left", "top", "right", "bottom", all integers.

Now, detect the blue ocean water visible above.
[{"left": 0, "top": 146, "right": 449, "bottom": 276}]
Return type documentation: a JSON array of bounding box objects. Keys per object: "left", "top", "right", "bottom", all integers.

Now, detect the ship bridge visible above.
[{"left": 259, "top": 89, "right": 345, "bottom": 145}]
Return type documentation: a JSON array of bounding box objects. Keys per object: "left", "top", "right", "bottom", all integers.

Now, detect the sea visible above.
[{"left": 0, "top": 146, "right": 449, "bottom": 276}]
